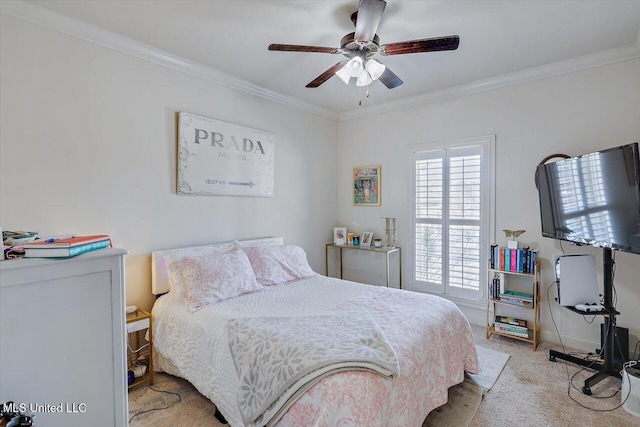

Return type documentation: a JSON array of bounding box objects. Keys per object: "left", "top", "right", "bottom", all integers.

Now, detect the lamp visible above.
[
  {"left": 335, "top": 57, "right": 385, "bottom": 87},
  {"left": 365, "top": 59, "right": 386, "bottom": 80},
  {"left": 356, "top": 71, "right": 373, "bottom": 87},
  {"left": 382, "top": 217, "right": 397, "bottom": 248},
  {"left": 335, "top": 56, "right": 364, "bottom": 84}
]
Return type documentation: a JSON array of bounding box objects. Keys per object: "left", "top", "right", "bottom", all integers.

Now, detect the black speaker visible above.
[{"left": 600, "top": 324, "right": 629, "bottom": 365}]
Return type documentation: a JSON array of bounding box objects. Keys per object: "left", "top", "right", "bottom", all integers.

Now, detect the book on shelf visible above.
[
  {"left": 494, "top": 321, "right": 527, "bottom": 333},
  {"left": 516, "top": 250, "right": 523, "bottom": 272},
  {"left": 494, "top": 323, "right": 529, "bottom": 338},
  {"left": 504, "top": 249, "right": 510, "bottom": 272},
  {"left": 502, "top": 290, "right": 533, "bottom": 300},
  {"left": 528, "top": 250, "right": 537, "bottom": 274},
  {"left": 495, "top": 315, "right": 528, "bottom": 328},
  {"left": 498, "top": 294, "right": 533, "bottom": 307},
  {"left": 23, "top": 236, "right": 112, "bottom": 258},
  {"left": 489, "top": 244, "right": 497, "bottom": 269}
]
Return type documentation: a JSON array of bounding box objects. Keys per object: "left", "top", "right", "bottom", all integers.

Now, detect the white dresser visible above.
[{"left": 0, "top": 248, "right": 128, "bottom": 426}]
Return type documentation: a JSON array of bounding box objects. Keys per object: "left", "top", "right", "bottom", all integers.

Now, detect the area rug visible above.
[{"left": 423, "top": 346, "right": 510, "bottom": 427}]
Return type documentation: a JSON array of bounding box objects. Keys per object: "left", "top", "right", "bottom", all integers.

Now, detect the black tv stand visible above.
[{"left": 548, "top": 247, "right": 621, "bottom": 395}]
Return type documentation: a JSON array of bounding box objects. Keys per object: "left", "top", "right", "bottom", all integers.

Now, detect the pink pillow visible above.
[
  {"left": 174, "top": 248, "right": 263, "bottom": 311},
  {"left": 241, "top": 245, "right": 316, "bottom": 286},
  {"left": 162, "top": 244, "right": 233, "bottom": 299}
]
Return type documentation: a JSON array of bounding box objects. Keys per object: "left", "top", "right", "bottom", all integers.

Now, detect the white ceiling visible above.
[{"left": 13, "top": 0, "right": 640, "bottom": 116}]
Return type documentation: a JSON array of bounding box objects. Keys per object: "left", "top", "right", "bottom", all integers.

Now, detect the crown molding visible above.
[
  {"left": 2, "top": 1, "right": 638, "bottom": 124},
  {"left": 0, "top": 0, "right": 338, "bottom": 121},
  {"left": 339, "top": 43, "right": 640, "bottom": 121}
]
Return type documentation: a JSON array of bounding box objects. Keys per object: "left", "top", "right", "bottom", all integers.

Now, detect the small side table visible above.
[
  {"left": 126, "top": 308, "right": 153, "bottom": 388},
  {"left": 325, "top": 243, "right": 402, "bottom": 288}
]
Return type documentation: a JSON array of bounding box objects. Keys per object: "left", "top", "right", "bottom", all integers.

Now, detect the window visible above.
[{"left": 411, "top": 136, "right": 494, "bottom": 301}]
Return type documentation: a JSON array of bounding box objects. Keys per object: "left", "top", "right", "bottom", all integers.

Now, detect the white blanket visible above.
[{"left": 229, "top": 313, "right": 399, "bottom": 426}]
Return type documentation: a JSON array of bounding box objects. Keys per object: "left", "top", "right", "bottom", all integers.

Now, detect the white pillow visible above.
[
  {"left": 241, "top": 245, "right": 316, "bottom": 286},
  {"left": 175, "top": 248, "right": 263, "bottom": 311},
  {"left": 162, "top": 244, "right": 233, "bottom": 299}
]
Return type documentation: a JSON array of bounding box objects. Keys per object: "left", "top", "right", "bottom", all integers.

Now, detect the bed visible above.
[{"left": 150, "top": 237, "right": 478, "bottom": 426}]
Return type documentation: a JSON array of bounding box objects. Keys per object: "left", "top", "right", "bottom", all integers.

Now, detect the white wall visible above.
[
  {"left": 337, "top": 59, "right": 640, "bottom": 352},
  {"left": 0, "top": 14, "right": 338, "bottom": 311},
  {"left": 2, "top": 9, "right": 638, "bottom": 355}
]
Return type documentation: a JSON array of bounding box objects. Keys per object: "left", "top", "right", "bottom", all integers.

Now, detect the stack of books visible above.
[
  {"left": 489, "top": 275, "right": 502, "bottom": 300},
  {"left": 489, "top": 245, "right": 537, "bottom": 274},
  {"left": 22, "top": 235, "right": 112, "bottom": 258},
  {"left": 494, "top": 316, "right": 529, "bottom": 338},
  {"left": 498, "top": 290, "right": 534, "bottom": 308},
  {"left": 488, "top": 277, "right": 534, "bottom": 308}
]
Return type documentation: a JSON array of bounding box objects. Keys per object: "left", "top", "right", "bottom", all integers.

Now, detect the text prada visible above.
[{"left": 194, "top": 129, "right": 266, "bottom": 155}]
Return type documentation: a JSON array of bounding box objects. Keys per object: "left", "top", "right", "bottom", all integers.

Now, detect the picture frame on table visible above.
[
  {"left": 333, "top": 227, "right": 347, "bottom": 245},
  {"left": 361, "top": 232, "right": 373, "bottom": 247},
  {"left": 353, "top": 165, "right": 381, "bottom": 206}
]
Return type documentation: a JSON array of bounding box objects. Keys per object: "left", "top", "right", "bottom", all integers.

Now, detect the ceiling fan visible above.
[{"left": 268, "top": 0, "right": 459, "bottom": 90}]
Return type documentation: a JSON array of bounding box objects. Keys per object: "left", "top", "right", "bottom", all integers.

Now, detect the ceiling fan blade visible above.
[
  {"left": 379, "top": 35, "right": 460, "bottom": 56},
  {"left": 268, "top": 44, "right": 340, "bottom": 54},
  {"left": 378, "top": 66, "right": 403, "bottom": 89},
  {"left": 306, "top": 61, "right": 349, "bottom": 88},
  {"left": 355, "top": 0, "right": 387, "bottom": 42}
]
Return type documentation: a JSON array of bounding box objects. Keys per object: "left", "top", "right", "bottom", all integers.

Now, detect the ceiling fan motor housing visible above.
[{"left": 340, "top": 32, "right": 380, "bottom": 58}]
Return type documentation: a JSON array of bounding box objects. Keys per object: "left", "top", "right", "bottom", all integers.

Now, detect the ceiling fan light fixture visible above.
[
  {"left": 356, "top": 70, "right": 373, "bottom": 87},
  {"left": 335, "top": 65, "right": 352, "bottom": 84},
  {"left": 335, "top": 56, "right": 365, "bottom": 84},
  {"left": 345, "top": 56, "right": 364, "bottom": 77},
  {"left": 365, "top": 59, "right": 386, "bottom": 81}
]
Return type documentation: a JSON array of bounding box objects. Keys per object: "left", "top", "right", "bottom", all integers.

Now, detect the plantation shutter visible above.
[{"left": 413, "top": 144, "right": 486, "bottom": 299}]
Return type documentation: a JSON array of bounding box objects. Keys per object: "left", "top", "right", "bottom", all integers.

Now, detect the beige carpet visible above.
[
  {"left": 129, "top": 325, "right": 639, "bottom": 426},
  {"left": 468, "top": 325, "right": 637, "bottom": 427},
  {"left": 129, "top": 344, "right": 508, "bottom": 427}
]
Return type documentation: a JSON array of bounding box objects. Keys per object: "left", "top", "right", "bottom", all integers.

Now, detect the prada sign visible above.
[{"left": 177, "top": 112, "right": 275, "bottom": 197}]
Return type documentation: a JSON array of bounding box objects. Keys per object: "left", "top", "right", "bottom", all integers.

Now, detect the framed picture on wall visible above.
[
  {"left": 361, "top": 232, "right": 373, "bottom": 247},
  {"left": 334, "top": 227, "right": 347, "bottom": 245},
  {"left": 177, "top": 111, "right": 275, "bottom": 197},
  {"left": 353, "top": 165, "right": 381, "bottom": 206}
]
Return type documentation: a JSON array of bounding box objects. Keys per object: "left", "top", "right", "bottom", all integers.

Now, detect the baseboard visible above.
[
  {"left": 458, "top": 305, "right": 487, "bottom": 328},
  {"left": 460, "top": 305, "right": 637, "bottom": 358}
]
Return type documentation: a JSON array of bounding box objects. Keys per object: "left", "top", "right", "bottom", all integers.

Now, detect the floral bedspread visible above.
[{"left": 152, "top": 276, "right": 478, "bottom": 427}]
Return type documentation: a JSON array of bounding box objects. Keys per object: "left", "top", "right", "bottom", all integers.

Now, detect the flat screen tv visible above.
[{"left": 537, "top": 142, "right": 640, "bottom": 254}]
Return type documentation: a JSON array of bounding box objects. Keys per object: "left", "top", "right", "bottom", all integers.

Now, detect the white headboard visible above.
[{"left": 151, "top": 236, "right": 284, "bottom": 296}]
